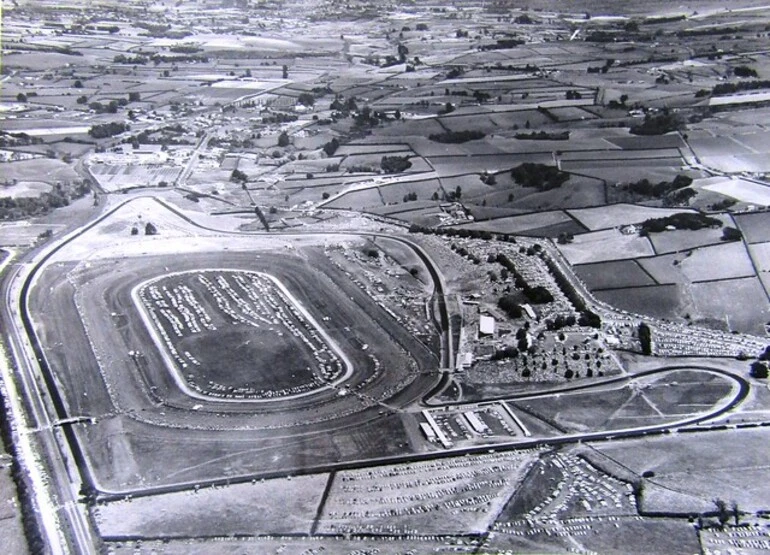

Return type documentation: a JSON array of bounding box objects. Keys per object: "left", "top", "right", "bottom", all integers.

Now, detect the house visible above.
[{"left": 479, "top": 315, "right": 496, "bottom": 337}]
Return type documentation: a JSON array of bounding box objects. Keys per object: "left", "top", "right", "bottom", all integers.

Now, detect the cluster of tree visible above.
[
  {"left": 479, "top": 38, "right": 525, "bottom": 51},
  {"left": 277, "top": 131, "right": 290, "bottom": 147},
  {"left": 750, "top": 360, "right": 769, "bottom": 378},
  {"left": 495, "top": 253, "right": 554, "bottom": 304},
  {"left": 380, "top": 155, "right": 412, "bottom": 174},
  {"left": 640, "top": 212, "right": 722, "bottom": 234},
  {"left": 354, "top": 105, "right": 390, "bottom": 128},
  {"left": 749, "top": 346, "right": 770, "bottom": 378},
  {"left": 710, "top": 198, "right": 736, "bottom": 211},
  {"left": 578, "top": 310, "right": 601, "bottom": 329},
  {"left": 540, "top": 252, "right": 600, "bottom": 329},
  {"left": 297, "top": 92, "right": 315, "bottom": 107},
  {"left": 88, "top": 122, "right": 129, "bottom": 139},
  {"left": 514, "top": 14, "right": 534, "bottom": 24},
  {"left": 638, "top": 322, "right": 653, "bottom": 355},
  {"left": 491, "top": 345, "right": 520, "bottom": 361},
  {"left": 524, "top": 285, "right": 554, "bottom": 304},
  {"left": 0, "top": 185, "right": 82, "bottom": 220},
  {"left": 480, "top": 172, "right": 497, "bottom": 185},
  {"left": 402, "top": 192, "right": 418, "bottom": 202},
  {"left": 126, "top": 124, "right": 192, "bottom": 147},
  {"left": 607, "top": 94, "right": 630, "bottom": 109},
  {"left": 584, "top": 31, "right": 620, "bottom": 43},
  {"left": 408, "top": 223, "right": 516, "bottom": 243},
  {"left": 733, "top": 65, "right": 758, "bottom": 78},
  {"left": 153, "top": 53, "right": 209, "bottom": 64},
  {"left": 630, "top": 111, "right": 683, "bottom": 136},
  {"left": 428, "top": 130, "right": 486, "bottom": 144},
  {"left": 113, "top": 54, "right": 150, "bottom": 65},
  {"left": 515, "top": 131, "right": 570, "bottom": 141},
  {"left": 510, "top": 162, "right": 570, "bottom": 191},
  {"left": 88, "top": 98, "right": 129, "bottom": 114},
  {"left": 450, "top": 243, "right": 481, "bottom": 264},
  {"left": 0, "top": 131, "right": 44, "bottom": 147},
  {"left": 0, "top": 387, "right": 46, "bottom": 551},
  {"left": 677, "top": 25, "right": 744, "bottom": 37},
  {"left": 721, "top": 227, "right": 742, "bottom": 242},
  {"left": 330, "top": 95, "right": 358, "bottom": 115},
  {"left": 565, "top": 90, "right": 583, "bottom": 100},
  {"left": 445, "top": 185, "right": 463, "bottom": 202},
  {"left": 254, "top": 206, "right": 270, "bottom": 232},
  {"left": 498, "top": 294, "right": 523, "bottom": 318},
  {"left": 712, "top": 79, "right": 770, "bottom": 96},
  {"left": 322, "top": 137, "right": 340, "bottom": 156},
  {"left": 230, "top": 169, "right": 248, "bottom": 183},
  {"left": 623, "top": 174, "right": 693, "bottom": 198},
  {"left": 545, "top": 314, "right": 577, "bottom": 331},
  {"left": 262, "top": 112, "right": 298, "bottom": 124},
  {"left": 169, "top": 44, "right": 202, "bottom": 54},
  {"left": 134, "top": 22, "right": 176, "bottom": 37}
]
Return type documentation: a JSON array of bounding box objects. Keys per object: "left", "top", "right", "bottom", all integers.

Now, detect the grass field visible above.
[
  {"left": 96, "top": 473, "right": 328, "bottom": 538},
  {"left": 637, "top": 241, "right": 756, "bottom": 284},
  {"left": 516, "top": 369, "right": 735, "bottom": 434},
  {"left": 557, "top": 229, "right": 654, "bottom": 265},
  {"left": 596, "top": 284, "right": 684, "bottom": 319},
  {"left": 735, "top": 212, "right": 770, "bottom": 243},
  {"left": 647, "top": 214, "right": 734, "bottom": 254},
  {"left": 89, "top": 163, "right": 182, "bottom": 191},
  {"left": 688, "top": 277, "right": 770, "bottom": 335},
  {"left": 459, "top": 210, "right": 573, "bottom": 235},
  {"left": 574, "top": 259, "right": 657, "bottom": 290},
  {"left": 594, "top": 428, "right": 770, "bottom": 514},
  {"left": 567, "top": 204, "right": 695, "bottom": 231},
  {"left": 0, "top": 157, "right": 79, "bottom": 185},
  {"left": 701, "top": 178, "right": 770, "bottom": 205}
]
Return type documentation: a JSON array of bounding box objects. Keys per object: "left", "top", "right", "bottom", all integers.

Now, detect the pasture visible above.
[
  {"left": 595, "top": 428, "right": 770, "bottom": 514},
  {"left": 557, "top": 228, "right": 654, "bottom": 265},
  {"left": 567, "top": 204, "right": 694, "bottom": 231},
  {"left": 637, "top": 241, "right": 756, "bottom": 284}
]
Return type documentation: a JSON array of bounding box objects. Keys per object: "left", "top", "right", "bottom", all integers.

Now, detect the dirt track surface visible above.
[{"left": 29, "top": 240, "right": 441, "bottom": 493}]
